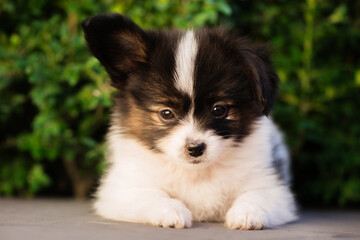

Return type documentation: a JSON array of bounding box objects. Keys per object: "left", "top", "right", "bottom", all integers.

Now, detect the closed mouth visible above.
[{"left": 188, "top": 159, "right": 203, "bottom": 164}]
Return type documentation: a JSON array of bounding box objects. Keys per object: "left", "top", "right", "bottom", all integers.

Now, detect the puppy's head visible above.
[{"left": 82, "top": 14, "right": 278, "bottom": 167}]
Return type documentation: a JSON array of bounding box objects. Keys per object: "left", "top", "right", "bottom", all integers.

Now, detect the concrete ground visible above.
[{"left": 0, "top": 199, "right": 359, "bottom": 240}]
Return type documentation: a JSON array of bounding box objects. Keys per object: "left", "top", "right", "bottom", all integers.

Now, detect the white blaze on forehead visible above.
[{"left": 174, "top": 30, "right": 198, "bottom": 97}]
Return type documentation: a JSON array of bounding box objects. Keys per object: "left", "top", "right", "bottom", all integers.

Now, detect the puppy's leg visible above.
[
  {"left": 225, "top": 185, "right": 297, "bottom": 230},
  {"left": 94, "top": 188, "right": 192, "bottom": 228}
]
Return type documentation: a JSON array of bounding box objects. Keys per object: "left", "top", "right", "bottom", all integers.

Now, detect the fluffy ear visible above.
[
  {"left": 243, "top": 45, "right": 279, "bottom": 116},
  {"left": 81, "top": 14, "right": 148, "bottom": 88}
]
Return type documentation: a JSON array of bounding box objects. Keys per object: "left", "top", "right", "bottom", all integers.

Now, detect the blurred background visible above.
[{"left": 0, "top": 0, "right": 359, "bottom": 208}]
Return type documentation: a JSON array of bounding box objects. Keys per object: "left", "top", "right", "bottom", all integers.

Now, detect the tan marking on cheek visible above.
[
  {"left": 227, "top": 108, "right": 240, "bottom": 121},
  {"left": 123, "top": 97, "right": 147, "bottom": 137},
  {"left": 150, "top": 111, "right": 166, "bottom": 125},
  {"left": 126, "top": 111, "right": 143, "bottom": 136},
  {"left": 124, "top": 98, "right": 168, "bottom": 138}
]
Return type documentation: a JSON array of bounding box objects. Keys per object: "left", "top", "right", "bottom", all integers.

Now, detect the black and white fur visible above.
[{"left": 82, "top": 13, "right": 297, "bottom": 230}]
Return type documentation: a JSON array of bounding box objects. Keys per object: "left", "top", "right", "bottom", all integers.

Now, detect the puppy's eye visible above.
[
  {"left": 159, "top": 109, "right": 175, "bottom": 121},
  {"left": 212, "top": 105, "right": 228, "bottom": 119}
]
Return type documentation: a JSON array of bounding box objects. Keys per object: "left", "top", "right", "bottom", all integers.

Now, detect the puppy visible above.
[{"left": 81, "top": 13, "right": 297, "bottom": 230}]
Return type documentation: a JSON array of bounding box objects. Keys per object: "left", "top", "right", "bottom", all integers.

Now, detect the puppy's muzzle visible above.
[{"left": 187, "top": 142, "right": 206, "bottom": 158}]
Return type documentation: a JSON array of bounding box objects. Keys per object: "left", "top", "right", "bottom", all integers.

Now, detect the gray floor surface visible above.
[{"left": 0, "top": 198, "right": 359, "bottom": 240}]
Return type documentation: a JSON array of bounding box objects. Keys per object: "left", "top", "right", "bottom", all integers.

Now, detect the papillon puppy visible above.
[{"left": 81, "top": 13, "right": 297, "bottom": 230}]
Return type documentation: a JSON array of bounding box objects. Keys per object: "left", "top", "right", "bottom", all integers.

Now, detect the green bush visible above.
[
  {"left": 0, "top": 0, "right": 115, "bottom": 198},
  {"left": 0, "top": 0, "right": 359, "bottom": 207}
]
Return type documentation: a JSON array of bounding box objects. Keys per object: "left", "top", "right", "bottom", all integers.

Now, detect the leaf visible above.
[
  {"left": 216, "top": 1, "right": 232, "bottom": 16},
  {"left": 27, "top": 164, "right": 51, "bottom": 194},
  {"left": 329, "top": 5, "right": 347, "bottom": 24}
]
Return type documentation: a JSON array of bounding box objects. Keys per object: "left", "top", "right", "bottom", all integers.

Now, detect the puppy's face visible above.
[{"left": 82, "top": 14, "right": 278, "bottom": 167}]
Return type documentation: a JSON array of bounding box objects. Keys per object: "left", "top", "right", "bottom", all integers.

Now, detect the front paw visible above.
[
  {"left": 151, "top": 199, "right": 192, "bottom": 229},
  {"left": 225, "top": 203, "right": 267, "bottom": 230}
]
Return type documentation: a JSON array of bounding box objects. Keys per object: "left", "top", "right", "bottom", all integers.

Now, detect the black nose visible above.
[{"left": 187, "top": 142, "right": 206, "bottom": 157}]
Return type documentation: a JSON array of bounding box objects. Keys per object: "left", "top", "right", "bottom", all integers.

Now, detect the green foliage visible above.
[
  {"left": 0, "top": 0, "right": 113, "bottom": 197},
  {"left": 111, "top": 0, "right": 231, "bottom": 29},
  {"left": 0, "top": 0, "right": 359, "bottom": 207}
]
